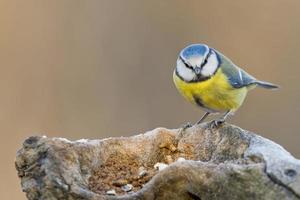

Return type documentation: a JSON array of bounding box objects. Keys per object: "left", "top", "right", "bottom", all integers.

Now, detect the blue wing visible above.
[{"left": 217, "top": 52, "right": 257, "bottom": 88}]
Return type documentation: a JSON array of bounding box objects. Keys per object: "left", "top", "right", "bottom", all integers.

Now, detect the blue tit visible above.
[{"left": 173, "top": 44, "right": 279, "bottom": 125}]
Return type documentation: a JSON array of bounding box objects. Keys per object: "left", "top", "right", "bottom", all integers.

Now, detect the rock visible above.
[
  {"left": 112, "top": 179, "right": 128, "bottom": 187},
  {"left": 15, "top": 123, "right": 300, "bottom": 200},
  {"left": 176, "top": 157, "right": 186, "bottom": 162},
  {"left": 106, "top": 190, "right": 116, "bottom": 196},
  {"left": 154, "top": 162, "right": 169, "bottom": 171},
  {"left": 121, "top": 184, "right": 133, "bottom": 192},
  {"left": 165, "top": 155, "right": 173, "bottom": 164},
  {"left": 138, "top": 167, "right": 148, "bottom": 178}
]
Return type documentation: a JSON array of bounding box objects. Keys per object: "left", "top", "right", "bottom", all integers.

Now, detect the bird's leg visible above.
[
  {"left": 212, "top": 110, "right": 232, "bottom": 128},
  {"left": 179, "top": 112, "right": 210, "bottom": 137},
  {"left": 196, "top": 112, "right": 210, "bottom": 124},
  {"left": 178, "top": 122, "right": 193, "bottom": 138}
]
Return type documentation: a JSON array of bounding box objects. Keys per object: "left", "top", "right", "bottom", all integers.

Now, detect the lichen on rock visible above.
[{"left": 15, "top": 123, "right": 300, "bottom": 200}]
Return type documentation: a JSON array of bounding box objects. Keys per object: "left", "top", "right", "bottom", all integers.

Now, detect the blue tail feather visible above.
[{"left": 255, "top": 81, "right": 279, "bottom": 89}]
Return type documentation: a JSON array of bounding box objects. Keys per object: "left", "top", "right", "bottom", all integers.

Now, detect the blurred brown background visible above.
[{"left": 1, "top": 0, "right": 300, "bottom": 199}]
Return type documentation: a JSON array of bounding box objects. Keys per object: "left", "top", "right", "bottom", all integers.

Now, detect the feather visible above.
[
  {"left": 217, "top": 53, "right": 255, "bottom": 88},
  {"left": 254, "top": 81, "right": 279, "bottom": 89},
  {"left": 217, "top": 51, "right": 279, "bottom": 89}
]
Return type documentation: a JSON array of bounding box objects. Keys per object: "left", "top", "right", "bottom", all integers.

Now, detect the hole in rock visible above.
[
  {"left": 284, "top": 169, "right": 297, "bottom": 178},
  {"left": 88, "top": 133, "right": 196, "bottom": 196}
]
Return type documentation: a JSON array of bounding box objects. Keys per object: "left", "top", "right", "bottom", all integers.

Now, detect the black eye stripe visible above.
[
  {"left": 179, "top": 49, "right": 215, "bottom": 72},
  {"left": 201, "top": 49, "right": 212, "bottom": 68},
  {"left": 179, "top": 56, "right": 193, "bottom": 70},
  {"left": 202, "top": 58, "right": 208, "bottom": 67}
]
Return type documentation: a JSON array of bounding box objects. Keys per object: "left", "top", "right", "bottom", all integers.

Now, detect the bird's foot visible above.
[
  {"left": 182, "top": 122, "right": 193, "bottom": 129},
  {"left": 178, "top": 122, "right": 193, "bottom": 137},
  {"left": 210, "top": 118, "right": 225, "bottom": 129}
]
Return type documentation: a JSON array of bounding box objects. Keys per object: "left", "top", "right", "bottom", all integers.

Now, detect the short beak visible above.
[{"left": 194, "top": 67, "right": 201, "bottom": 75}]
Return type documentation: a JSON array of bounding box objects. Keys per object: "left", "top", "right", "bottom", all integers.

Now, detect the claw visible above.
[
  {"left": 181, "top": 122, "right": 193, "bottom": 130},
  {"left": 210, "top": 119, "right": 225, "bottom": 129},
  {"left": 209, "top": 110, "right": 231, "bottom": 129},
  {"left": 178, "top": 122, "right": 193, "bottom": 137}
]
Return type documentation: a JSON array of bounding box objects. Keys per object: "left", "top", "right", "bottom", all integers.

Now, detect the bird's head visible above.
[{"left": 176, "top": 44, "right": 220, "bottom": 82}]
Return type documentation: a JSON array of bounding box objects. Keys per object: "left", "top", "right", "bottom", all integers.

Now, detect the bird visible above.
[{"left": 173, "top": 44, "right": 279, "bottom": 126}]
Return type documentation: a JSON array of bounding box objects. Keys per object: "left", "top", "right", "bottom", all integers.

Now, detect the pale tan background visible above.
[{"left": 1, "top": 0, "right": 300, "bottom": 199}]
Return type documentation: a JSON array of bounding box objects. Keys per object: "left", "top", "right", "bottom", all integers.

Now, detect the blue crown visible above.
[{"left": 180, "top": 44, "right": 209, "bottom": 59}]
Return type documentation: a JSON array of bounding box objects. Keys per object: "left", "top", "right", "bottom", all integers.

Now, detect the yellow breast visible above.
[{"left": 173, "top": 69, "right": 248, "bottom": 112}]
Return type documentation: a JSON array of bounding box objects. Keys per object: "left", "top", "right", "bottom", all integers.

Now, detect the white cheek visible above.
[
  {"left": 201, "top": 52, "right": 218, "bottom": 77},
  {"left": 176, "top": 59, "right": 195, "bottom": 81}
]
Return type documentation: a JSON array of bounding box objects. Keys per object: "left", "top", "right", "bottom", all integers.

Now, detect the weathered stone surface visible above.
[{"left": 15, "top": 123, "right": 300, "bottom": 200}]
